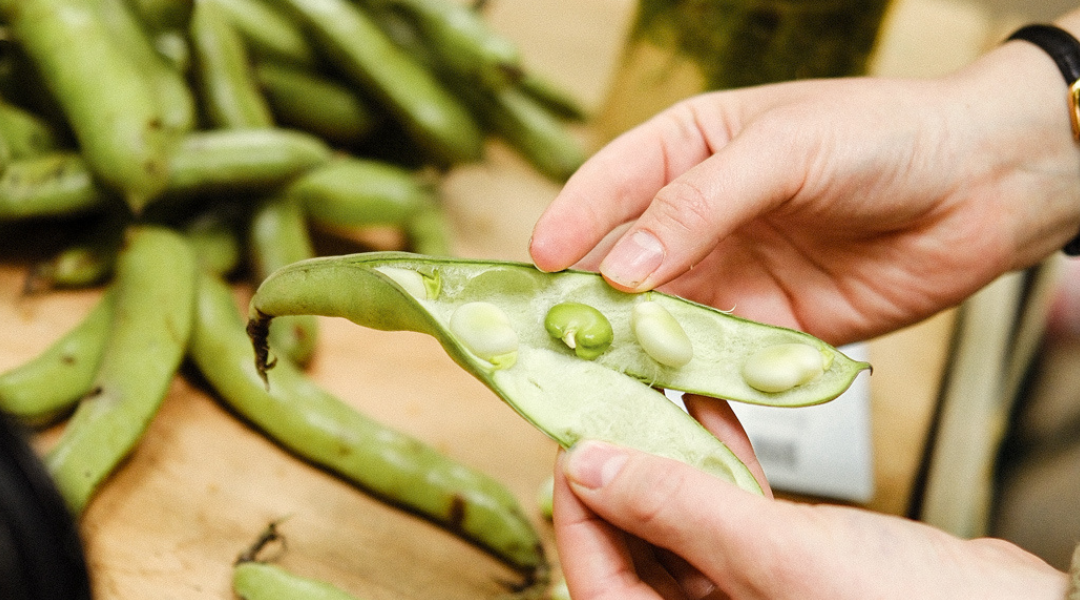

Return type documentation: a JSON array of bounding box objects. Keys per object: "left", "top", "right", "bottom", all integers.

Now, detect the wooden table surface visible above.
[{"left": 0, "top": 0, "right": 1004, "bottom": 597}]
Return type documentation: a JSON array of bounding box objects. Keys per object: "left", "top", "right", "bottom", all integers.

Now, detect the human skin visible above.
[
  {"left": 530, "top": 9, "right": 1080, "bottom": 600},
  {"left": 529, "top": 14, "right": 1080, "bottom": 350}
]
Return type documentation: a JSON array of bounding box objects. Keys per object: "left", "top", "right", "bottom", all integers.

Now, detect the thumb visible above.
[{"left": 562, "top": 440, "right": 779, "bottom": 592}]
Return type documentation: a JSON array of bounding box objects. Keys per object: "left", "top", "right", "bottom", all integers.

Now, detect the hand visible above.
[
  {"left": 529, "top": 38, "right": 1080, "bottom": 346},
  {"left": 553, "top": 436, "right": 1068, "bottom": 600}
]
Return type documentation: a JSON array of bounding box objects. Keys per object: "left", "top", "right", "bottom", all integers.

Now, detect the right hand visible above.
[{"left": 530, "top": 33, "right": 1080, "bottom": 346}]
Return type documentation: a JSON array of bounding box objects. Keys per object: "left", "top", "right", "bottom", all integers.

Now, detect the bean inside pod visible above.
[{"left": 248, "top": 252, "right": 873, "bottom": 496}]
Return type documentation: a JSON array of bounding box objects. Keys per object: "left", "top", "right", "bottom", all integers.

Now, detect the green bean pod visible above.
[
  {"left": 0, "top": 100, "right": 62, "bottom": 159},
  {"left": 0, "top": 0, "right": 172, "bottom": 212},
  {"left": 0, "top": 289, "right": 114, "bottom": 427},
  {"left": 124, "top": 0, "right": 193, "bottom": 31},
  {"left": 0, "top": 130, "right": 333, "bottom": 219},
  {"left": 46, "top": 225, "right": 198, "bottom": 515},
  {"left": 284, "top": 155, "right": 452, "bottom": 254},
  {"left": 248, "top": 193, "right": 319, "bottom": 365},
  {"left": 515, "top": 71, "right": 588, "bottom": 123},
  {"left": 182, "top": 208, "right": 245, "bottom": 277},
  {"left": 457, "top": 83, "right": 585, "bottom": 182},
  {"left": 27, "top": 211, "right": 127, "bottom": 291},
  {"left": 233, "top": 561, "right": 362, "bottom": 600},
  {"left": 255, "top": 61, "right": 379, "bottom": 146},
  {"left": 190, "top": 0, "right": 276, "bottom": 129},
  {"left": 210, "top": 0, "right": 320, "bottom": 69},
  {"left": 0, "top": 153, "right": 117, "bottom": 221},
  {"left": 403, "top": 204, "right": 452, "bottom": 257},
  {"left": 364, "top": 0, "right": 521, "bottom": 88},
  {"left": 271, "top": 0, "right": 484, "bottom": 166},
  {"left": 165, "top": 128, "right": 332, "bottom": 198},
  {"left": 92, "top": 0, "right": 197, "bottom": 134},
  {"left": 287, "top": 156, "right": 435, "bottom": 228},
  {"left": 193, "top": 271, "right": 544, "bottom": 571},
  {"left": 248, "top": 253, "right": 871, "bottom": 495}
]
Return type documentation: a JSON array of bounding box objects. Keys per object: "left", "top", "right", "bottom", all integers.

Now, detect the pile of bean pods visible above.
[{"left": 0, "top": 0, "right": 589, "bottom": 594}]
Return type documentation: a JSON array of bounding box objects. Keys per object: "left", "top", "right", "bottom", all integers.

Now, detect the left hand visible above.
[{"left": 552, "top": 404, "right": 1067, "bottom": 600}]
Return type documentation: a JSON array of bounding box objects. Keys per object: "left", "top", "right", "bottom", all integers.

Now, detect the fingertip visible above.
[
  {"left": 598, "top": 229, "right": 666, "bottom": 291},
  {"left": 563, "top": 440, "right": 630, "bottom": 491}
]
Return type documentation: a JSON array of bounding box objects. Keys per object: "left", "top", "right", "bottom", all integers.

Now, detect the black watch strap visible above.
[{"left": 1007, "top": 24, "right": 1080, "bottom": 255}]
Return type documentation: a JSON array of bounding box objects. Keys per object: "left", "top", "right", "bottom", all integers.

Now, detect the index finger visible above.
[{"left": 529, "top": 101, "right": 721, "bottom": 272}]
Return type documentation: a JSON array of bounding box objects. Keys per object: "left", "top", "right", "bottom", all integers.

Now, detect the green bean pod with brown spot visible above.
[
  {"left": 194, "top": 270, "right": 545, "bottom": 573},
  {"left": 46, "top": 225, "right": 198, "bottom": 515}
]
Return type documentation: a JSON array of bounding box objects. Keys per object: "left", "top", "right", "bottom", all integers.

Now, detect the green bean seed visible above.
[
  {"left": 196, "top": 271, "right": 545, "bottom": 571},
  {"left": 46, "top": 225, "right": 197, "bottom": 515},
  {"left": 449, "top": 301, "right": 519, "bottom": 369},
  {"left": 741, "top": 342, "right": 831, "bottom": 393},
  {"left": 0, "top": 289, "right": 114, "bottom": 427},
  {"left": 544, "top": 302, "right": 613, "bottom": 360},
  {"left": 631, "top": 299, "right": 693, "bottom": 368}
]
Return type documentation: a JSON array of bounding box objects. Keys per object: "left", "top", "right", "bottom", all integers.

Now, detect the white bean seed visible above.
[
  {"left": 741, "top": 343, "right": 826, "bottom": 393},
  {"left": 631, "top": 300, "right": 693, "bottom": 368}
]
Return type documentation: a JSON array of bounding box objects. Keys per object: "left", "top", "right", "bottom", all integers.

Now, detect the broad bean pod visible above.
[
  {"left": 233, "top": 561, "right": 364, "bottom": 600},
  {"left": 248, "top": 193, "right": 319, "bottom": 365},
  {"left": 271, "top": 0, "right": 484, "bottom": 166},
  {"left": 0, "top": 100, "right": 62, "bottom": 160},
  {"left": 46, "top": 225, "right": 198, "bottom": 515},
  {"left": 210, "top": 0, "right": 321, "bottom": 69},
  {"left": 190, "top": 0, "right": 276, "bottom": 129},
  {"left": 0, "top": 129, "right": 333, "bottom": 220},
  {"left": 0, "top": 289, "right": 114, "bottom": 427},
  {"left": 255, "top": 61, "right": 379, "bottom": 147},
  {"left": 164, "top": 128, "right": 333, "bottom": 198},
  {"left": 287, "top": 156, "right": 436, "bottom": 229},
  {"left": 92, "top": 0, "right": 197, "bottom": 134},
  {"left": 124, "top": 0, "right": 194, "bottom": 31},
  {"left": 0, "top": 153, "right": 119, "bottom": 220},
  {"left": 284, "top": 155, "right": 451, "bottom": 255},
  {"left": 362, "top": 0, "right": 521, "bottom": 88},
  {"left": 27, "top": 211, "right": 126, "bottom": 291},
  {"left": 0, "top": 0, "right": 172, "bottom": 212},
  {"left": 248, "top": 253, "right": 872, "bottom": 495},
  {"left": 192, "top": 271, "right": 545, "bottom": 572},
  {"left": 454, "top": 83, "right": 585, "bottom": 182}
]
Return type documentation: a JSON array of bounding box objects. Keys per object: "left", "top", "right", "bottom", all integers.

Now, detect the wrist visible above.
[{"left": 943, "top": 23, "right": 1080, "bottom": 269}]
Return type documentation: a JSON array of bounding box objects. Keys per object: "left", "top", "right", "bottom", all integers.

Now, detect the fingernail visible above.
[
  {"left": 564, "top": 441, "right": 628, "bottom": 489},
  {"left": 600, "top": 230, "right": 664, "bottom": 289}
]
